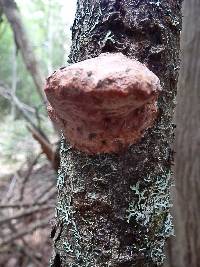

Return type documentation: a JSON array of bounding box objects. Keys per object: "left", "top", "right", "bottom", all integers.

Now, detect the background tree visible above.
[
  {"left": 0, "top": 0, "right": 72, "bottom": 114},
  {"left": 0, "top": 0, "right": 74, "bottom": 169},
  {"left": 0, "top": 0, "right": 46, "bottom": 102},
  {"left": 166, "top": 0, "right": 200, "bottom": 266},
  {"left": 48, "top": 1, "right": 182, "bottom": 267},
  {"left": 0, "top": 2, "right": 75, "bottom": 266}
]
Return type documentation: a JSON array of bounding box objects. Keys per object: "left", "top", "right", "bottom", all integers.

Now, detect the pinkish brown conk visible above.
[{"left": 45, "top": 53, "right": 161, "bottom": 154}]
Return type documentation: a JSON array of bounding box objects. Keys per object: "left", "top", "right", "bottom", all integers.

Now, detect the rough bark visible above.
[
  {"left": 0, "top": 0, "right": 46, "bottom": 102},
  {"left": 50, "top": 1, "right": 182, "bottom": 267},
  {"left": 166, "top": 0, "right": 200, "bottom": 266}
]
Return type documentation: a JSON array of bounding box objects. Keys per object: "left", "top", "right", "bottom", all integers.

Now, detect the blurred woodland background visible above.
[
  {"left": 0, "top": 0, "right": 75, "bottom": 266},
  {"left": 0, "top": 0, "right": 199, "bottom": 267}
]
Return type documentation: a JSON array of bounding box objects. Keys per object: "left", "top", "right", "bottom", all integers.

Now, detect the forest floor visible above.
[{"left": 0, "top": 156, "right": 56, "bottom": 267}]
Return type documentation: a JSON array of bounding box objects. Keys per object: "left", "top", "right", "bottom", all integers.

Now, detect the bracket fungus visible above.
[{"left": 45, "top": 53, "right": 161, "bottom": 154}]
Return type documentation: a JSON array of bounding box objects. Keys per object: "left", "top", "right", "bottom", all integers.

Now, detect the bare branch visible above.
[
  {"left": 0, "top": 217, "right": 52, "bottom": 247},
  {"left": 0, "top": 183, "right": 56, "bottom": 210},
  {"left": 0, "top": 81, "right": 41, "bottom": 129},
  {"left": 0, "top": 82, "right": 59, "bottom": 169},
  {"left": 0, "top": 205, "right": 54, "bottom": 225},
  {"left": 27, "top": 125, "right": 59, "bottom": 171},
  {"left": 19, "top": 153, "right": 41, "bottom": 201}
]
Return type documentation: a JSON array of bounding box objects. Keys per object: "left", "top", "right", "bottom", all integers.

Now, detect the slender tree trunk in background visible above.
[
  {"left": 50, "top": 1, "right": 182, "bottom": 266},
  {"left": 166, "top": 1, "right": 200, "bottom": 267},
  {"left": 46, "top": 0, "right": 53, "bottom": 75},
  {"left": 0, "top": 0, "right": 46, "bottom": 103},
  {"left": 11, "top": 42, "right": 17, "bottom": 118}
]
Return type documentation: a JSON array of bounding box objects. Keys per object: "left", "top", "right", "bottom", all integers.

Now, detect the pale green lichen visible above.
[
  {"left": 53, "top": 136, "right": 174, "bottom": 266},
  {"left": 127, "top": 171, "right": 174, "bottom": 264},
  {"left": 150, "top": 0, "right": 161, "bottom": 7}
]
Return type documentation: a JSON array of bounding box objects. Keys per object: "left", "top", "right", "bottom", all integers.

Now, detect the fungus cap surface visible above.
[{"left": 45, "top": 53, "right": 161, "bottom": 154}]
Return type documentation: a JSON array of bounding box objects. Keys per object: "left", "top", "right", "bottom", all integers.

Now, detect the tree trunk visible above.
[
  {"left": 166, "top": 0, "right": 200, "bottom": 266},
  {"left": 11, "top": 42, "right": 17, "bottom": 118},
  {"left": 0, "top": 0, "right": 46, "bottom": 103},
  {"left": 50, "top": 1, "right": 182, "bottom": 266}
]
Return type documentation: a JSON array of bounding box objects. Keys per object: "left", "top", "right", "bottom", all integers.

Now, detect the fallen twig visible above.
[
  {"left": 0, "top": 205, "right": 54, "bottom": 225},
  {"left": 0, "top": 217, "right": 52, "bottom": 247},
  {"left": 19, "top": 153, "right": 41, "bottom": 201}
]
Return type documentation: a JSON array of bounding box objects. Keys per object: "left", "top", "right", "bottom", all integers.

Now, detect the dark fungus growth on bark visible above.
[
  {"left": 47, "top": 1, "right": 182, "bottom": 266},
  {"left": 45, "top": 53, "right": 161, "bottom": 154}
]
